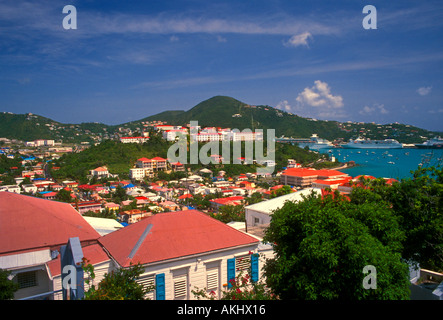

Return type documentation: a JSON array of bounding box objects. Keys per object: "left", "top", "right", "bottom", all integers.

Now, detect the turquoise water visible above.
[{"left": 319, "top": 148, "right": 443, "bottom": 180}]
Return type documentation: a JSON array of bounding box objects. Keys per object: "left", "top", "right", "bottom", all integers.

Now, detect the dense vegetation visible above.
[
  {"left": 263, "top": 166, "right": 443, "bottom": 300},
  {"left": 137, "top": 96, "right": 438, "bottom": 143},
  {"left": 1, "top": 96, "right": 438, "bottom": 144},
  {"left": 49, "top": 132, "right": 321, "bottom": 182}
]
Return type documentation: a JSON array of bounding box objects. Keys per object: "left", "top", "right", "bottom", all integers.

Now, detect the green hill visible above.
[
  {"left": 1, "top": 96, "right": 438, "bottom": 144},
  {"left": 137, "top": 96, "right": 434, "bottom": 143}
]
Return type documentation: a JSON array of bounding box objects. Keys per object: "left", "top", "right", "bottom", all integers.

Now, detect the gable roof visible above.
[
  {"left": 0, "top": 193, "right": 101, "bottom": 255},
  {"left": 46, "top": 244, "right": 110, "bottom": 278},
  {"left": 98, "top": 210, "right": 259, "bottom": 267},
  {"left": 245, "top": 188, "right": 322, "bottom": 215}
]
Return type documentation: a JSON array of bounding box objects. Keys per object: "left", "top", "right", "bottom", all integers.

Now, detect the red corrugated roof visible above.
[
  {"left": 98, "top": 210, "right": 258, "bottom": 267},
  {"left": 0, "top": 193, "right": 101, "bottom": 255}
]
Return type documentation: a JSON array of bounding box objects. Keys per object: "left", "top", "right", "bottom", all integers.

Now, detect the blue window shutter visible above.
[
  {"left": 227, "top": 258, "right": 235, "bottom": 288},
  {"left": 251, "top": 254, "right": 259, "bottom": 283},
  {"left": 156, "top": 273, "right": 165, "bottom": 300}
]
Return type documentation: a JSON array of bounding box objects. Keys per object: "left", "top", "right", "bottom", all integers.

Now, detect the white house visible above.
[
  {"left": 245, "top": 188, "right": 321, "bottom": 229},
  {"left": 90, "top": 166, "right": 110, "bottom": 178},
  {"left": 129, "top": 167, "right": 146, "bottom": 180},
  {"left": 98, "top": 210, "right": 274, "bottom": 300},
  {"left": 1, "top": 193, "right": 274, "bottom": 300},
  {"left": 0, "top": 185, "right": 21, "bottom": 194},
  {"left": 162, "top": 129, "right": 188, "bottom": 141},
  {"left": 120, "top": 136, "right": 150, "bottom": 144},
  {"left": 0, "top": 192, "right": 101, "bottom": 300}
]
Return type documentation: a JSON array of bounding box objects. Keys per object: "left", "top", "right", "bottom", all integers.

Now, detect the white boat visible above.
[{"left": 343, "top": 137, "right": 403, "bottom": 149}]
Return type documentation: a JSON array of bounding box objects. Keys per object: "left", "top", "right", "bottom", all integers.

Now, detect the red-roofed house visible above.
[
  {"left": 312, "top": 177, "right": 353, "bottom": 190},
  {"left": 210, "top": 196, "right": 245, "bottom": 210},
  {"left": 0, "top": 192, "right": 101, "bottom": 300},
  {"left": 98, "top": 210, "right": 272, "bottom": 300},
  {"left": 90, "top": 166, "right": 110, "bottom": 178},
  {"left": 151, "top": 157, "right": 167, "bottom": 170},
  {"left": 280, "top": 168, "right": 349, "bottom": 188}
]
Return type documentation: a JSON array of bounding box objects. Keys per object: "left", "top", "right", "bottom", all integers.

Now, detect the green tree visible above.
[
  {"left": 82, "top": 260, "right": 151, "bottom": 300},
  {"left": 350, "top": 166, "right": 443, "bottom": 271},
  {"left": 55, "top": 188, "right": 73, "bottom": 203},
  {"left": 270, "top": 185, "right": 292, "bottom": 198},
  {"left": 0, "top": 269, "right": 18, "bottom": 300},
  {"left": 263, "top": 191, "right": 410, "bottom": 300},
  {"left": 211, "top": 204, "right": 245, "bottom": 223}
]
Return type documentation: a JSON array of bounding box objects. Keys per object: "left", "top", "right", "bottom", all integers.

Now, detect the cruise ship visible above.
[
  {"left": 342, "top": 137, "right": 403, "bottom": 149},
  {"left": 275, "top": 134, "right": 333, "bottom": 150},
  {"left": 415, "top": 137, "right": 443, "bottom": 149}
]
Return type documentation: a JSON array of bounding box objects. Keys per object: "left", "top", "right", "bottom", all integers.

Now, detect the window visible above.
[
  {"left": 17, "top": 271, "right": 37, "bottom": 289},
  {"left": 254, "top": 217, "right": 260, "bottom": 226},
  {"left": 173, "top": 275, "right": 187, "bottom": 299},
  {"left": 138, "top": 274, "right": 155, "bottom": 298},
  {"left": 235, "top": 255, "right": 251, "bottom": 273},
  {"left": 206, "top": 268, "right": 219, "bottom": 290}
]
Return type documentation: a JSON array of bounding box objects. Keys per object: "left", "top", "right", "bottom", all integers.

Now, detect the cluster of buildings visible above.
[
  {"left": 153, "top": 124, "right": 264, "bottom": 142},
  {"left": 24, "top": 139, "right": 55, "bottom": 147},
  {"left": 2, "top": 127, "right": 442, "bottom": 301},
  {"left": 0, "top": 191, "right": 274, "bottom": 301}
]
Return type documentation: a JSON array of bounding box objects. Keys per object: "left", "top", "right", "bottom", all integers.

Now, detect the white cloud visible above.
[
  {"left": 276, "top": 100, "right": 292, "bottom": 112},
  {"left": 359, "top": 103, "right": 389, "bottom": 115},
  {"left": 296, "top": 80, "right": 343, "bottom": 108},
  {"left": 284, "top": 32, "right": 312, "bottom": 48},
  {"left": 417, "top": 86, "right": 432, "bottom": 96},
  {"left": 428, "top": 108, "right": 443, "bottom": 114},
  {"left": 169, "top": 35, "right": 179, "bottom": 42},
  {"left": 295, "top": 80, "right": 345, "bottom": 119}
]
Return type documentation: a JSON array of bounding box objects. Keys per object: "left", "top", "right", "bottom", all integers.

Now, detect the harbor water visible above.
[{"left": 319, "top": 148, "right": 443, "bottom": 180}]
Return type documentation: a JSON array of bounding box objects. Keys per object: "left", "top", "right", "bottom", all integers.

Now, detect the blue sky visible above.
[{"left": 0, "top": 0, "right": 442, "bottom": 131}]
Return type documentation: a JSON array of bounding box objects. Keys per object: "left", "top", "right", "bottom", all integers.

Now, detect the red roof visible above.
[
  {"left": 210, "top": 196, "right": 244, "bottom": 206},
  {"left": 282, "top": 168, "right": 347, "bottom": 178},
  {"left": 98, "top": 210, "right": 258, "bottom": 267},
  {"left": 178, "top": 194, "right": 193, "bottom": 199},
  {"left": 47, "top": 244, "right": 109, "bottom": 277},
  {"left": 137, "top": 157, "right": 152, "bottom": 162},
  {"left": 151, "top": 157, "right": 166, "bottom": 161},
  {"left": 0, "top": 193, "right": 100, "bottom": 255}
]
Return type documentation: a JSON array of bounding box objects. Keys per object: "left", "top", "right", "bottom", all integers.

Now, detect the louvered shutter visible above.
[
  {"left": 206, "top": 268, "right": 219, "bottom": 290},
  {"left": 155, "top": 273, "right": 165, "bottom": 300},
  {"left": 227, "top": 258, "right": 235, "bottom": 288},
  {"left": 174, "top": 275, "right": 187, "bottom": 299},
  {"left": 251, "top": 254, "right": 259, "bottom": 282}
]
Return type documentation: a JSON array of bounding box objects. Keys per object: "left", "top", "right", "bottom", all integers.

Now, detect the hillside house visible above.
[
  {"left": 1, "top": 193, "right": 274, "bottom": 300},
  {"left": 90, "top": 166, "right": 110, "bottom": 178},
  {"left": 163, "top": 129, "right": 188, "bottom": 141},
  {"left": 210, "top": 196, "right": 245, "bottom": 211},
  {"left": 151, "top": 157, "right": 167, "bottom": 171},
  {"left": 72, "top": 201, "right": 103, "bottom": 214},
  {"left": 0, "top": 185, "right": 21, "bottom": 194},
  {"left": 0, "top": 192, "right": 101, "bottom": 300},
  {"left": 98, "top": 210, "right": 273, "bottom": 300},
  {"left": 280, "top": 168, "right": 349, "bottom": 188},
  {"left": 120, "top": 136, "right": 150, "bottom": 144},
  {"left": 130, "top": 167, "right": 146, "bottom": 180},
  {"left": 245, "top": 188, "right": 322, "bottom": 229}
]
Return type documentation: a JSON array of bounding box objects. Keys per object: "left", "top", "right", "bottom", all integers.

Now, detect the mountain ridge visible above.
[{"left": 1, "top": 96, "right": 439, "bottom": 144}]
